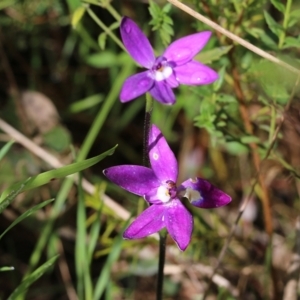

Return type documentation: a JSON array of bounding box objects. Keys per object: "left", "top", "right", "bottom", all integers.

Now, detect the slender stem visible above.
[
  {"left": 83, "top": 1, "right": 121, "bottom": 21},
  {"left": 143, "top": 93, "right": 153, "bottom": 167},
  {"left": 77, "top": 62, "right": 133, "bottom": 161},
  {"left": 105, "top": 3, "right": 122, "bottom": 22},
  {"left": 86, "top": 8, "right": 126, "bottom": 52},
  {"left": 156, "top": 230, "right": 167, "bottom": 300}
]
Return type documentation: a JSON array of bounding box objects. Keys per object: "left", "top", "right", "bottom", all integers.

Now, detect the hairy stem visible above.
[
  {"left": 156, "top": 230, "right": 167, "bottom": 300},
  {"left": 143, "top": 93, "right": 153, "bottom": 167}
]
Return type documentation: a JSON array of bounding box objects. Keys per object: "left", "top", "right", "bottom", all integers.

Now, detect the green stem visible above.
[
  {"left": 156, "top": 230, "right": 167, "bottom": 300},
  {"left": 78, "top": 62, "right": 134, "bottom": 161},
  {"left": 87, "top": 8, "right": 126, "bottom": 52},
  {"left": 278, "top": 0, "right": 292, "bottom": 49},
  {"left": 143, "top": 93, "right": 153, "bottom": 167},
  {"left": 105, "top": 2, "right": 122, "bottom": 22}
]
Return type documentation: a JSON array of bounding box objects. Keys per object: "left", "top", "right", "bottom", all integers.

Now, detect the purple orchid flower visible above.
[
  {"left": 103, "top": 125, "right": 231, "bottom": 251},
  {"left": 120, "top": 17, "right": 219, "bottom": 105}
]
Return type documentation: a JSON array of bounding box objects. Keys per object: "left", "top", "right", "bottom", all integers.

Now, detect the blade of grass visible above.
[
  {"left": 0, "top": 266, "right": 15, "bottom": 272},
  {"left": 0, "top": 181, "right": 28, "bottom": 214},
  {"left": 0, "top": 146, "right": 117, "bottom": 203},
  {"left": 87, "top": 208, "right": 102, "bottom": 263},
  {"left": 0, "top": 140, "right": 14, "bottom": 161},
  {"left": 93, "top": 220, "right": 129, "bottom": 300},
  {"left": 75, "top": 172, "right": 93, "bottom": 299},
  {"left": 8, "top": 255, "right": 59, "bottom": 300},
  {"left": 0, "top": 199, "right": 54, "bottom": 240}
]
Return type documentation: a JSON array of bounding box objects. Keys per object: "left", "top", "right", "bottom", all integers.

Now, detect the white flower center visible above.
[
  {"left": 154, "top": 66, "right": 173, "bottom": 81},
  {"left": 183, "top": 187, "right": 201, "bottom": 202},
  {"left": 157, "top": 186, "right": 171, "bottom": 203}
]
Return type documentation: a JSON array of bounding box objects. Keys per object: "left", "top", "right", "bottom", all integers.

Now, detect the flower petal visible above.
[
  {"left": 163, "top": 31, "right": 212, "bottom": 66},
  {"left": 123, "top": 204, "right": 166, "bottom": 239},
  {"left": 174, "top": 61, "right": 219, "bottom": 85},
  {"left": 165, "top": 198, "right": 193, "bottom": 251},
  {"left": 120, "top": 17, "right": 155, "bottom": 68},
  {"left": 179, "top": 177, "right": 231, "bottom": 208},
  {"left": 120, "top": 71, "right": 154, "bottom": 102},
  {"left": 149, "top": 81, "right": 176, "bottom": 105},
  {"left": 103, "top": 165, "right": 160, "bottom": 196},
  {"left": 166, "top": 72, "right": 179, "bottom": 88},
  {"left": 148, "top": 124, "right": 178, "bottom": 182}
]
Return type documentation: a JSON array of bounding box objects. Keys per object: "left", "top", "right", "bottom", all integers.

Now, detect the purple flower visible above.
[
  {"left": 120, "top": 17, "right": 219, "bottom": 105},
  {"left": 103, "top": 125, "right": 231, "bottom": 251}
]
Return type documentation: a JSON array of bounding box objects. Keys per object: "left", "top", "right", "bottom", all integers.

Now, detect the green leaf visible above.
[
  {"left": 283, "top": 37, "right": 300, "bottom": 49},
  {"left": 195, "top": 45, "right": 233, "bottom": 64},
  {"left": 72, "top": 6, "right": 86, "bottom": 29},
  {"left": 289, "top": 10, "right": 300, "bottom": 28},
  {"left": 98, "top": 32, "right": 107, "bottom": 50},
  {"left": 0, "top": 140, "right": 14, "bottom": 161},
  {"left": 213, "top": 65, "right": 226, "bottom": 92},
  {"left": 270, "top": 0, "right": 285, "bottom": 13},
  {"left": 245, "top": 27, "right": 264, "bottom": 39},
  {"left": 241, "top": 136, "right": 261, "bottom": 144},
  {"left": 216, "top": 93, "right": 236, "bottom": 103},
  {"left": 259, "top": 32, "right": 278, "bottom": 49},
  {"left": 43, "top": 126, "right": 71, "bottom": 152},
  {"left": 287, "top": 17, "right": 299, "bottom": 28},
  {"left": 66, "top": 0, "right": 81, "bottom": 12},
  {"left": 149, "top": 0, "right": 161, "bottom": 17},
  {"left": 162, "top": 23, "right": 174, "bottom": 36},
  {"left": 0, "top": 181, "right": 28, "bottom": 214},
  {"left": 0, "top": 199, "right": 54, "bottom": 240},
  {"left": 0, "top": 146, "right": 117, "bottom": 204},
  {"left": 0, "top": 266, "right": 14, "bottom": 272},
  {"left": 148, "top": 0, "right": 174, "bottom": 47},
  {"left": 7, "top": 255, "right": 59, "bottom": 300},
  {"left": 85, "top": 51, "right": 119, "bottom": 68},
  {"left": 263, "top": 10, "right": 283, "bottom": 37},
  {"left": 162, "top": 3, "right": 172, "bottom": 13},
  {"left": 69, "top": 94, "right": 103, "bottom": 113},
  {"left": 225, "top": 141, "right": 249, "bottom": 155}
]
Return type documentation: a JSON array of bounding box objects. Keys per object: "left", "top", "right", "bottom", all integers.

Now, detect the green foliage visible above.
[
  {"left": 7, "top": 255, "right": 59, "bottom": 300},
  {"left": 148, "top": 0, "right": 174, "bottom": 47},
  {"left": 0, "top": 199, "right": 54, "bottom": 240},
  {"left": 43, "top": 125, "right": 72, "bottom": 152},
  {"left": 1, "top": 0, "right": 300, "bottom": 298},
  {"left": 0, "top": 140, "right": 14, "bottom": 161}
]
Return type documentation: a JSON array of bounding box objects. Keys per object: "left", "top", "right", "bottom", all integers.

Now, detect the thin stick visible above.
[
  {"left": 0, "top": 118, "right": 130, "bottom": 220},
  {"left": 167, "top": 0, "right": 300, "bottom": 75}
]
